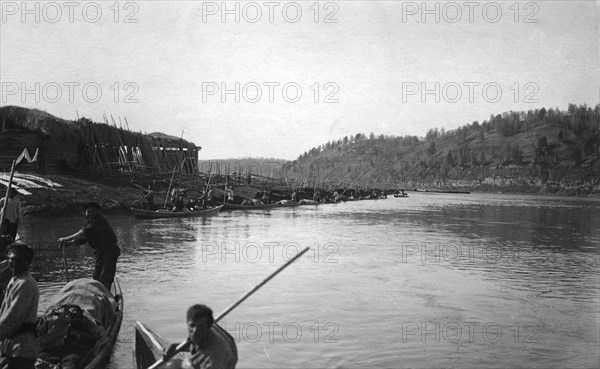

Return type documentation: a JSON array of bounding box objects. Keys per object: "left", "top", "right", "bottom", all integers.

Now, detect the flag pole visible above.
[{"left": 0, "top": 160, "right": 16, "bottom": 236}]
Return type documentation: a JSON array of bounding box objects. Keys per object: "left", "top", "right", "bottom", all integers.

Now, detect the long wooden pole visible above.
[
  {"left": 224, "top": 164, "right": 229, "bottom": 204},
  {"left": 148, "top": 246, "right": 311, "bottom": 369},
  {"left": 62, "top": 245, "right": 70, "bottom": 282},
  {"left": 0, "top": 160, "right": 16, "bottom": 236},
  {"left": 163, "top": 167, "right": 177, "bottom": 208}
]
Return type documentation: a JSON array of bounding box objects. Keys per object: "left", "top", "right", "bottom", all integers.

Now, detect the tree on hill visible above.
[
  {"left": 511, "top": 144, "right": 522, "bottom": 164},
  {"left": 427, "top": 142, "right": 436, "bottom": 156},
  {"left": 446, "top": 150, "right": 455, "bottom": 166},
  {"left": 537, "top": 135, "right": 548, "bottom": 154},
  {"left": 426, "top": 128, "right": 439, "bottom": 142},
  {"left": 479, "top": 151, "right": 486, "bottom": 166},
  {"left": 558, "top": 130, "right": 564, "bottom": 144},
  {"left": 504, "top": 143, "right": 511, "bottom": 164},
  {"left": 539, "top": 107, "right": 547, "bottom": 121}
]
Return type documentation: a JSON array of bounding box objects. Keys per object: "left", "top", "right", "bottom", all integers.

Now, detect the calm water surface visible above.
[{"left": 20, "top": 193, "right": 600, "bottom": 369}]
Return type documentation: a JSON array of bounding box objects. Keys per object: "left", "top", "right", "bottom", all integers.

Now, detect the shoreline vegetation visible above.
[{"left": 1, "top": 104, "right": 599, "bottom": 220}]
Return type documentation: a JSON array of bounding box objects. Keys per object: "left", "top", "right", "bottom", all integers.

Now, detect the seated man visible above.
[
  {"left": 225, "top": 186, "right": 234, "bottom": 203},
  {"left": 172, "top": 195, "right": 185, "bottom": 212},
  {"left": 163, "top": 305, "right": 237, "bottom": 369},
  {"left": 186, "top": 197, "right": 198, "bottom": 212}
]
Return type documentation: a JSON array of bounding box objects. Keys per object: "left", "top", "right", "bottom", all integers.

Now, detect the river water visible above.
[{"left": 19, "top": 193, "right": 600, "bottom": 369}]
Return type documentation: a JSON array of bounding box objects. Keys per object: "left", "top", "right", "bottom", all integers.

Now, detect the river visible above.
[{"left": 19, "top": 192, "right": 600, "bottom": 369}]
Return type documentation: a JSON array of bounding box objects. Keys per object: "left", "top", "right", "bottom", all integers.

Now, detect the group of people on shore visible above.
[
  {"left": 142, "top": 184, "right": 238, "bottom": 212},
  {"left": 171, "top": 185, "right": 220, "bottom": 212},
  {"left": 138, "top": 181, "right": 393, "bottom": 210},
  {"left": 0, "top": 197, "right": 236, "bottom": 368}
]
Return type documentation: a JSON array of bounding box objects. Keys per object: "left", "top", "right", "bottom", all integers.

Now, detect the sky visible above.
[{"left": 1, "top": 0, "right": 598, "bottom": 160}]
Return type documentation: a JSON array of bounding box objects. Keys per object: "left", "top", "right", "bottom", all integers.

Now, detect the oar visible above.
[
  {"left": 62, "top": 245, "right": 70, "bottom": 282},
  {"left": 148, "top": 246, "right": 311, "bottom": 369}
]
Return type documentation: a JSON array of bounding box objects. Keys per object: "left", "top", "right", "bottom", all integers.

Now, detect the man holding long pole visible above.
[
  {"left": 57, "top": 202, "right": 120, "bottom": 290},
  {"left": 163, "top": 305, "right": 237, "bottom": 369},
  {"left": 151, "top": 247, "right": 311, "bottom": 369}
]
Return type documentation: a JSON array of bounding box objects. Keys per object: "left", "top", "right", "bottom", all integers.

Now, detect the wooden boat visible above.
[
  {"left": 81, "top": 278, "right": 123, "bottom": 369},
  {"left": 0, "top": 278, "right": 123, "bottom": 369},
  {"left": 414, "top": 189, "right": 470, "bottom": 194},
  {"left": 130, "top": 205, "right": 223, "bottom": 219},
  {"left": 134, "top": 321, "right": 237, "bottom": 369},
  {"left": 220, "top": 202, "right": 299, "bottom": 211}
]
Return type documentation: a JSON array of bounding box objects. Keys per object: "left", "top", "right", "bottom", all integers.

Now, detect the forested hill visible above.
[{"left": 287, "top": 104, "right": 600, "bottom": 195}]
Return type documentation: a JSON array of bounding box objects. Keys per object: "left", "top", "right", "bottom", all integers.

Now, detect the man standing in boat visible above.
[
  {"left": 164, "top": 304, "right": 237, "bottom": 369},
  {"left": 57, "top": 202, "right": 120, "bottom": 290},
  {"left": 141, "top": 185, "right": 155, "bottom": 210},
  {"left": 225, "top": 186, "right": 234, "bottom": 204},
  {"left": 205, "top": 186, "right": 214, "bottom": 208},
  {"left": 0, "top": 243, "right": 39, "bottom": 369}
]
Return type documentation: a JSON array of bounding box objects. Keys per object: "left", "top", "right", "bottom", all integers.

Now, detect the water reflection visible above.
[{"left": 17, "top": 193, "right": 600, "bottom": 369}]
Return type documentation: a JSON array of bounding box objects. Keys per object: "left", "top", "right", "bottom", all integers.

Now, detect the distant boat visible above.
[
  {"left": 130, "top": 205, "right": 222, "bottom": 219},
  {"left": 220, "top": 202, "right": 300, "bottom": 211},
  {"left": 414, "top": 189, "right": 470, "bottom": 194}
]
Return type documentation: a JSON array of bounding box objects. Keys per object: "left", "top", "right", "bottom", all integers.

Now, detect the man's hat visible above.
[
  {"left": 6, "top": 242, "right": 34, "bottom": 261},
  {"left": 82, "top": 202, "right": 101, "bottom": 210}
]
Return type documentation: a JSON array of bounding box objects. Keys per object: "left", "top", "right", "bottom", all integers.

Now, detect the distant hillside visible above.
[{"left": 286, "top": 104, "right": 600, "bottom": 195}]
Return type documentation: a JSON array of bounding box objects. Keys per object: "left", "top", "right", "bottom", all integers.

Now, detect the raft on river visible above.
[{"left": 130, "top": 205, "right": 223, "bottom": 219}]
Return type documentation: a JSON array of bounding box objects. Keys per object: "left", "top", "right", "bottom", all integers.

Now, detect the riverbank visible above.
[
  {"left": 6, "top": 173, "right": 599, "bottom": 220},
  {"left": 411, "top": 181, "right": 600, "bottom": 198},
  {"left": 9, "top": 174, "right": 294, "bottom": 218}
]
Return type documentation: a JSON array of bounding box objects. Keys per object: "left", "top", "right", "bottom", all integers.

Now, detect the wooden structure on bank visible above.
[{"left": 0, "top": 106, "right": 199, "bottom": 178}]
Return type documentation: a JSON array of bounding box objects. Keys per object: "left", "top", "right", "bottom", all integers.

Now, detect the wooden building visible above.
[{"left": 0, "top": 106, "right": 200, "bottom": 178}]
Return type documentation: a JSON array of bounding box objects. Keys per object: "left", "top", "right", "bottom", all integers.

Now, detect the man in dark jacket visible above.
[{"left": 57, "top": 203, "right": 120, "bottom": 289}]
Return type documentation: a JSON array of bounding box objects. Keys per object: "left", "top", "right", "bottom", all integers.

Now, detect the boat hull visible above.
[
  {"left": 84, "top": 278, "right": 124, "bottom": 369},
  {"left": 220, "top": 202, "right": 299, "bottom": 211}
]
